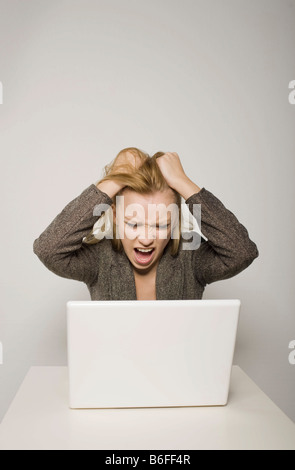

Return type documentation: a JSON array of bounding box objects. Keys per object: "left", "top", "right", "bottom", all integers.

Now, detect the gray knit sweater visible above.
[{"left": 33, "top": 184, "right": 259, "bottom": 300}]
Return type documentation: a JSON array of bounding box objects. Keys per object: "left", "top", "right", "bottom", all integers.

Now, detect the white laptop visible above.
[{"left": 66, "top": 299, "right": 240, "bottom": 409}]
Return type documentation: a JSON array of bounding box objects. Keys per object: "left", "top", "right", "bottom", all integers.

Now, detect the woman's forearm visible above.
[
  {"left": 33, "top": 184, "right": 113, "bottom": 285},
  {"left": 174, "top": 177, "right": 202, "bottom": 200},
  {"left": 185, "top": 187, "right": 259, "bottom": 286}
]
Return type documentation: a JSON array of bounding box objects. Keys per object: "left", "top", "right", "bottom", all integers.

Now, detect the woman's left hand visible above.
[{"left": 155, "top": 152, "right": 188, "bottom": 190}]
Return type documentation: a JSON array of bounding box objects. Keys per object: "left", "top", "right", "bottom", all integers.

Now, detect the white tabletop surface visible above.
[{"left": 0, "top": 365, "right": 294, "bottom": 450}]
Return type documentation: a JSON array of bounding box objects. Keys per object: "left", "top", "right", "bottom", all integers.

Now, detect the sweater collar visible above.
[{"left": 110, "top": 244, "right": 183, "bottom": 300}]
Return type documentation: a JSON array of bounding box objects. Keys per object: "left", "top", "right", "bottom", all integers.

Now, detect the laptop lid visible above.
[{"left": 66, "top": 299, "right": 240, "bottom": 408}]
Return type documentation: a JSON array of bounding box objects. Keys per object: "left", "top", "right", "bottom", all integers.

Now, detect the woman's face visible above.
[{"left": 112, "top": 188, "right": 179, "bottom": 275}]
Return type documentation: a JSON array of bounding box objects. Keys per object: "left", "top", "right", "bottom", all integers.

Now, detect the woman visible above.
[{"left": 33, "top": 147, "right": 259, "bottom": 300}]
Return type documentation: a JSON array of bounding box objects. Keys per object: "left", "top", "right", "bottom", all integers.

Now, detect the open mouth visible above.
[{"left": 133, "top": 248, "right": 155, "bottom": 265}]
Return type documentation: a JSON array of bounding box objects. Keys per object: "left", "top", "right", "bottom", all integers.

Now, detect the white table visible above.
[{"left": 0, "top": 366, "right": 294, "bottom": 450}]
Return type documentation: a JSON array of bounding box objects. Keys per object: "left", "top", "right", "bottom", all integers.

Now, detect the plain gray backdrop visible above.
[{"left": 0, "top": 0, "right": 295, "bottom": 426}]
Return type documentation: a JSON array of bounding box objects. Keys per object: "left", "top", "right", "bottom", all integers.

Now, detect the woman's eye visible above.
[
  {"left": 126, "top": 222, "right": 137, "bottom": 228},
  {"left": 125, "top": 222, "right": 170, "bottom": 229}
]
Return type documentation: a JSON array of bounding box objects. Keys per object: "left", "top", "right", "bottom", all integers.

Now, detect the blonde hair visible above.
[{"left": 83, "top": 147, "right": 182, "bottom": 256}]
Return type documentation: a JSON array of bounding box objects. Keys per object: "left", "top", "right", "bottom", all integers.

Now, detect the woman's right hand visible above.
[
  {"left": 96, "top": 150, "right": 143, "bottom": 198},
  {"left": 112, "top": 150, "right": 143, "bottom": 173},
  {"left": 95, "top": 179, "right": 124, "bottom": 199}
]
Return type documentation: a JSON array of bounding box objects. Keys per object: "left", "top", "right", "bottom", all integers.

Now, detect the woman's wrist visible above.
[{"left": 173, "top": 177, "right": 202, "bottom": 200}]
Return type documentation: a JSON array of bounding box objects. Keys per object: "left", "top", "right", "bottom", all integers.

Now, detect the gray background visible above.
[{"left": 0, "top": 0, "right": 295, "bottom": 425}]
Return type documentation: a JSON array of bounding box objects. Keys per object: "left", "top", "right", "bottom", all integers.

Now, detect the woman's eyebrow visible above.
[{"left": 124, "top": 215, "right": 138, "bottom": 221}]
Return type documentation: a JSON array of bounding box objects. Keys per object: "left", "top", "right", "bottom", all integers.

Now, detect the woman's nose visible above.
[{"left": 137, "top": 224, "right": 156, "bottom": 240}]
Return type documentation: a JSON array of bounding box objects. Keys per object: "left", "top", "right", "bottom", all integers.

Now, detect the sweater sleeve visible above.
[
  {"left": 33, "top": 184, "right": 113, "bottom": 286},
  {"left": 184, "top": 187, "right": 259, "bottom": 287}
]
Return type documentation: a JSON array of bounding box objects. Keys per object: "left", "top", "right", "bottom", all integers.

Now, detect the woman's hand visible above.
[
  {"left": 113, "top": 150, "right": 143, "bottom": 173},
  {"left": 156, "top": 152, "right": 202, "bottom": 199},
  {"left": 96, "top": 150, "right": 143, "bottom": 198},
  {"left": 155, "top": 152, "right": 187, "bottom": 189}
]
